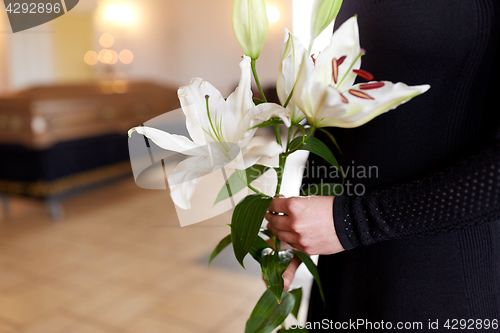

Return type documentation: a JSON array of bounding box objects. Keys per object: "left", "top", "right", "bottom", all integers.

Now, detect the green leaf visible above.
[
  {"left": 253, "top": 98, "right": 265, "bottom": 105},
  {"left": 260, "top": 229, "right": 275, "bottom": 241},
  {"left": 214, "top": 165, "right": 270, "bottom": 205},
  {"left": 301, "top": 183, "right": 343, "bottom": 197},
  {"left": 225, "top": 229, "right": 271, "bottom": 264},
  {"left": 289, "top": 288, "right": 302, "bottom": 319},
  {"left": 232, "top": 194, "right": 273, "bottom": 268},
  {"left": 245, "top": 289, "right": 295, "bottom": 333},
  {"left": 294, "top": 251, "right": 325, "bottom": 304},
  {"left": 289, "top": 136, "right": 339, "bottom": 171},
  {"left": 261, "top": 250, "right": 294, "bottom": 303},
  {"left": 249, "top": 235, "right": 272, "bottom": 262},
  {"left": 208, "top": 234, "right": 232, "bottom": 267},
  {"left": 252, "top": 119, "right": 284, "bottom": 129},
  {"left": 319, "top": 128, "right": 342, "bottom": 155}
]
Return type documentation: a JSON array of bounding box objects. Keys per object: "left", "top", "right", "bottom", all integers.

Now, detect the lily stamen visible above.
[
  {"left": 359, "top": 82, "right": 385, "bottom": 90},
  {"left": 336, "top": 52, "right": 364, "bottom": 88},
  {"left": 353, "top": 69, "right": 374, "bottom": 81},
  {"left": 205, "top": 95, "right": 229, "bottom": 152},
  {"left": 337, "top": 55, "right": 346, "bottom": 66},
  {"left": 348, "top": 89, "right": 374, "bottom": 100},
  {"left": 332, "top": 59, "right": 339, "bottom": 84},
  {"left": 339, "top": 93, "right": 349, "bottom": 104},
  {"left": 332, "top": 56, "right": 346, "bottom": 84}
]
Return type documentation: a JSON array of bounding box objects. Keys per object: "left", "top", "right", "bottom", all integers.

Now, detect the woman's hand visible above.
[{"left": 265, "top": 196, "right": 344, "bottom": 256}]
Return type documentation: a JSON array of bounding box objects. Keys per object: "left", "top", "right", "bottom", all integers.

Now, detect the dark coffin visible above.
[{"left": 0, "top": 81, "right": 179, "bottom": 198}]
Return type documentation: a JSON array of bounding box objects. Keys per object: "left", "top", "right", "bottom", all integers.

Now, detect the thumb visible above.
[{"left": 283, "top": 256, "right": 302, "bottom": 290}]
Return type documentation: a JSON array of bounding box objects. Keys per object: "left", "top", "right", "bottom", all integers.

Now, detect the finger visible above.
[
  {"left": 279, "top": 241, "right": 294, "bottom": 251},
  {"left": 267, "top": 224, "right": 297, "bottom": 244},
  {"left": 268, "top": 197, "right": 291, "bottom": 215},
  {"left": 283, "top": 256, "right": 302, "bottom": 290},
  {"left": 265, "top": 212, "right": 289, "bottom": 231},
  {"left": 267, "top": 222, "right": 304, "bottom": 252}
]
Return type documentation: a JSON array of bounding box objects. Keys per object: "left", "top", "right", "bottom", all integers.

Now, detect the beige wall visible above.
[
  {"left": 53, "top": 13, "right": 95, "bottom": 82},
  {"left": 7, "top": 22, "right": 57, "bottom": 90},
  {"left": 93, "top": 0, "right": 293, "bottom": 96},
  {"left": 1, "top": 0, "right": 294, "bottom": 96},
  {"left": 0, "top": 7, "right": 9, "bottom": 94}
]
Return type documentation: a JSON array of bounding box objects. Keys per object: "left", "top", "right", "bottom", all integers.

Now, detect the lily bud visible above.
[
  {"left": 310, "top": 0, "right": 343, "bottom": 45},
  {"left": 277, "top": 30, "right": 308, "bottom": 123},
  {"left": 232, "top": 0, "right": 269, "bottom": 60}
]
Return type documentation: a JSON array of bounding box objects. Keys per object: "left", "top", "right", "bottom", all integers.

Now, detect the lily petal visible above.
[
  {"left": 319, "top": 82, "right": 431, "bottom": 128},
  {"left": 167, "top": 142, "right": 241, "bottom": 209},
  {"left": 226, "top": 56, "right": 254, "bottom": 119},
  {"left": 251, "top": 102, "right": 291, "bottom": 128},
  {"left": 237, "top": 102, "right": 291, "bottom": 148},
  {"left": 132, "top": 126, "right": 207, "bottom": 156},
  {"left": 168, "top": 156, "right": 214, "bottom": 210},
  {"left": 224, "top": 56, "right": 258, "bottom": 144},
  {"left": 293, "top": 52, "right": 315, "bottom": 117},
  {"left": 243, "top": 141, "right": 284, "bottom": 168},
  {"left": 313, "top": 16, "right": 361, "bottom": 91},
  {"left": 306, "top": 81, "right": 346, "bottom": 127},
  {"left": 178, "top": 78, "right": 227, "bottom": 146}
]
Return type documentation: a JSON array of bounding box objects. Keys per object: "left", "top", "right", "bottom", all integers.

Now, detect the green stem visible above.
[
  {"left": 251, "top": 59, "right": 267, "bottom": 103},
  {"left": 251, "top": 59, "right": 282, "bottom": 147},
  {"left": 247, "top": 183, "right": 268, "bottom": 198},
  {"left": 274, "top": 154, "right": 287, "bottom": 197},
  {"left": 284, "top": 144, "right": 302, "bottom": 157},
  {"left": 221, "top": 168, "right": 235, "bottom": 208},
  {"left": 305, "top": 126, "right": 316, "bottom": 142},
  {"left": 234, "top": 169, "right": 268, "bottom": 198},
  {"left": 286, "top": 125, "right": 294, "bottom": 151},
  {"left": 283, "top": 126, "right": 316, "bottom": 157},
  {"left": 283, "top": 86, "right": 294, "bottom": 109}
]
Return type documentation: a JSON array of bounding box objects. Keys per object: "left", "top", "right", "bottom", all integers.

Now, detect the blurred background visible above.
[{"left": 0, "top": 1, "right": 329, "bottom": 332}]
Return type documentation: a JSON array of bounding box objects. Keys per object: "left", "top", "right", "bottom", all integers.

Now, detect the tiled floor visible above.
[{"left": 0, "top": 178, "right": 267, "bottom": 333}]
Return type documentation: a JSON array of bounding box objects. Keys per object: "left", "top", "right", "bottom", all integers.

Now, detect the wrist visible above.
[{"left": 333, "top": 195, "right": 357, "bottom": 251}]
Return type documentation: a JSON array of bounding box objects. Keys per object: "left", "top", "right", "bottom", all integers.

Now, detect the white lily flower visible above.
[
  {"left": 129, "top": 56, "right": 289, "bottom": 209},
  {"left": 277, "top": 30, "right": 308, "bottom": 124},
  {"left": 293, "top": 16, "right": 430, "bottom": 128}
]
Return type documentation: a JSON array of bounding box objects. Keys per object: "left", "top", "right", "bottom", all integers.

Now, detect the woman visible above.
[{"left": 265, "top": 0, "right": 500, "bottom": 330}]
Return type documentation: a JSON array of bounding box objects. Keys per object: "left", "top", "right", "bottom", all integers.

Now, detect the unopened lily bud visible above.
[
  {"left": 310, "top": 0, "right": 343, "bottom": 45},
  {"left": 232, "top": 0, "right": 269, "bottom": 60}
]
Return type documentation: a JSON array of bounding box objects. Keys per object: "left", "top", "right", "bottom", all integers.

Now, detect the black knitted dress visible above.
[{"left": 304, "top": 0, "right": 500, "bottom": 331}]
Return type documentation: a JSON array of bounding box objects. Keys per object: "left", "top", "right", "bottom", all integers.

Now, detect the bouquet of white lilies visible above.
[{"left": 129, "top": 0, "right": 429, "bottom": 331}]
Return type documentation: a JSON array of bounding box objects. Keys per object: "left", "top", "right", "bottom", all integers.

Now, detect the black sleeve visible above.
[{"left": 334, "top": 141, "right": 500, "bottom": 250}]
